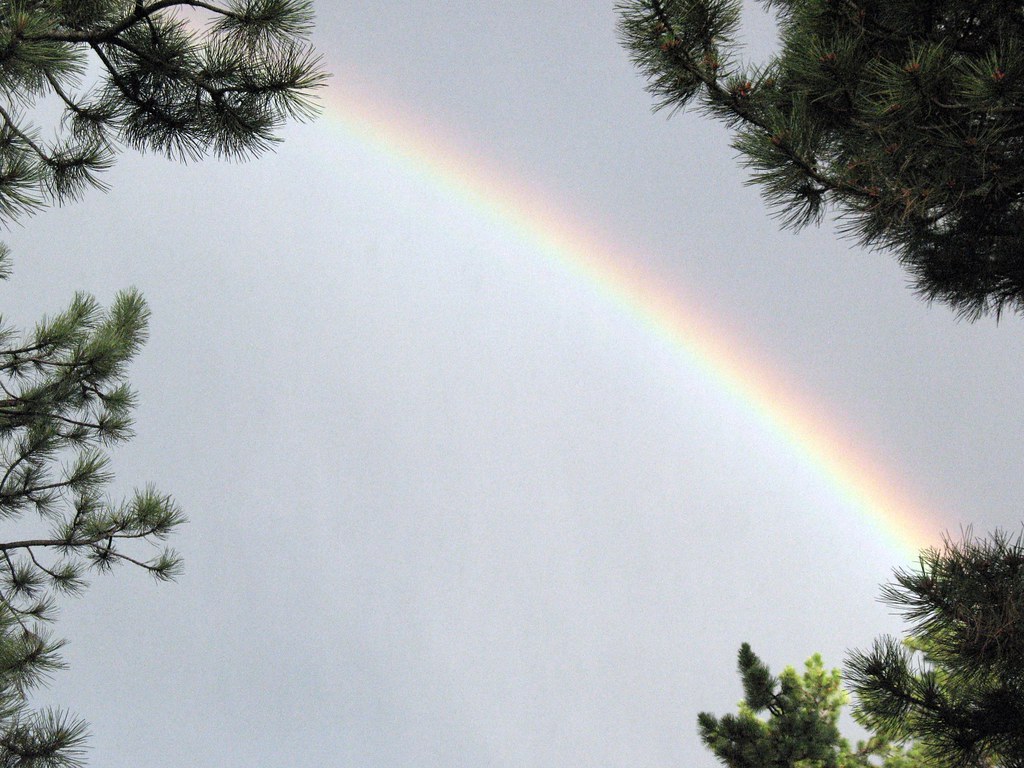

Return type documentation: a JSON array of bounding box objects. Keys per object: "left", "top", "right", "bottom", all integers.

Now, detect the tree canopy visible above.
[{"left": 618, "top": 0, "right": 1024, "bottom": 317}]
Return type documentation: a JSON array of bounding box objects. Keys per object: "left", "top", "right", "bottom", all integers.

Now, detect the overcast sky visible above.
[{"left": 6, "top": 2, "right": 1024, "bottom": 766}]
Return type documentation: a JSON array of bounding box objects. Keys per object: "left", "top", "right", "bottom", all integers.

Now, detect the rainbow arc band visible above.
[{"left": 322, "top": 81, "right": 943, "bottom": 562}]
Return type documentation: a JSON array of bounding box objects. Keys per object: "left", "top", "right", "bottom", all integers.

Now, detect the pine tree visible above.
[
  {"left": 0, "top": 2, "right": 325, "bottom": 764},
  {"left": 846, "top": 529, "right": 1024, "bottom": 768},
  {"left": 698, "top": 643, "right": 924, "bottom": 768},
  {"left": 0, "top": 245, "right": 185, "bottom": 766},
  {"left": 618, "top": 0, "right": 1024, "bottom": 318},
  {"left": 0, "top": 0, "right": 325, "bottom": 220}
]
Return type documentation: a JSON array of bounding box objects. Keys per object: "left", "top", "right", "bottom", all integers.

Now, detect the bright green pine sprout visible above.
[{"left": 698, "top": 643, "right": 928, "bottom": 768}]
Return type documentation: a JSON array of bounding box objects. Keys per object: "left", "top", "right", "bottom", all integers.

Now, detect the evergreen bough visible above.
[
  {"left": 618, "top": 0, "right": 1024, "bottom": 317},
  {"left": 847, "top": 529, "right": 1024, "bottom": 768},
  {"left": 0, "top": 0, "right": 326, "bottom": 220},
  {"left": 0, "top": 243, "right": 185, "bottom": 766},
  {"left": 0, "top": 1, "right": 326, "bottom": 763}
]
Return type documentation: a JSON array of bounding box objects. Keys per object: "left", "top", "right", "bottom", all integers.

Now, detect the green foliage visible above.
[
  {"left": 618, "top": 0, "right": 1024, "bottom": 317},
  {"left": 0, "top": 0, "right": 326, "bottom": 220},
  {"left": 846, "top": 529, "right": 1024, "bottom": 768},
  {"left": 0, "top": 244, "right": 186, "bottom": 766},
  {"left": 703, "top": 531, "right": 1024, "bottom": 768},
  {"left": 698, "top": 643, "right": 921, "bottom": 768},
  {"left": 0, "top": 612, "right": 89, "bottom": 767},
  {"left": 0, "top": 3, "right": 325, "bottom": 762}
]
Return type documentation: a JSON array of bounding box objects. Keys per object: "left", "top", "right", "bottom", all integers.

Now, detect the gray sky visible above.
[{"left": 7, "top": 2, "right": 1024, "bottom": 766}]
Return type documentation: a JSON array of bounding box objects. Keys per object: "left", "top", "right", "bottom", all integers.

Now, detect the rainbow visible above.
[{"left": 319, "top": 80, "right": 946, "bottom": 562}]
